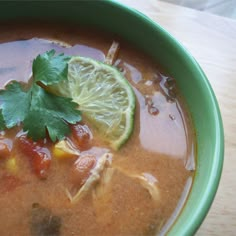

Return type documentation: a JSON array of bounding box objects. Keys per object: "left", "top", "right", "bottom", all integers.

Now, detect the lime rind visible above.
[
  {"left": 65, "top": 57, "right": 135, "bottom": 150},
  {"left": 49, "top": 57, "right": 136, "bottom": 150}
]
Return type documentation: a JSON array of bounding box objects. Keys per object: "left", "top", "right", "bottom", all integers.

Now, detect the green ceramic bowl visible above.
[{"left": 0, "top": 1, "right": 224, "bottom": 235}]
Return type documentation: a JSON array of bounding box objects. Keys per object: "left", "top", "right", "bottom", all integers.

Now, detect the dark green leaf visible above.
[
  {"left": 0, "top": 111, "right": 5, "bottom": 130},
  {"left": 0, "top": 81, "right": 31, "bottom": 128},
  {"left": 23, "top": 110, "right": 71, "bottom": 142},
  {"left": 23, "top": 86, "right": 81, "bottom": 142},
  {"left": 0, "top": 51, "right": 81, "bottom": 142},
  {"left": 32, "top": 49, "right": 71, "bottom": 86}
]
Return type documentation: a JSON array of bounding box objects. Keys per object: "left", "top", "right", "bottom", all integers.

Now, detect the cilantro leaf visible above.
[
  {"left": 0, "top": 81, "right": 31, "bottom": 128},
  {"left": 23, "top": 110, "right": 70, "bottom": 142},
  {"left": 0, "top": 50, "right": 82, "bottom": 142},
  {"left": 33, "top": 50, "right": 71, "bottom": 86},
  {"left": 0, "top": 111, "right": 6, "bottom": 130},
  {"left": 23, "top": 86, "right": 81, "bottom": 142}
]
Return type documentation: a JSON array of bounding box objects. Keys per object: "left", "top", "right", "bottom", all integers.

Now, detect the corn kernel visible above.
[
  {"left": 6, "top": 157, "right": 18, "bottom": 173},
  {"left": 53, "top": 147, "right": 71, "bottom": 159},
  {"left": 53, "top": 140, "right": 80, "bottom": 160}
]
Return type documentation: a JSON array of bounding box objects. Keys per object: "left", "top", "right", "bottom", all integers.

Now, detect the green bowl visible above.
[{"left": 0, "top": 1, "right": 224, "bottom": 235}]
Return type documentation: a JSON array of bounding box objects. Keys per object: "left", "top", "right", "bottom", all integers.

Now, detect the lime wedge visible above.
[{"left": 51, "top": 57, "right": 135, "bottom": 150}]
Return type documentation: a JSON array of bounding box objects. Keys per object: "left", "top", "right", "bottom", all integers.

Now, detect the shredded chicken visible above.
[
  {"left": 92, "top": 167, "right": 115, "bottom": 224},
  {"left": 130, "top": 173, "right": 159, "bottom": 202},
  {"left": 110, "top": 167, "right": 160, "bottom": 202},
  {"left": 105, "top": 41, "right": 120, "bottom": 65},
  {"left": 91, "top": 167, "right": 159, "bottom": 224},
  {"left": 66, "top": 152, "right": 112, "bottom": 203},
  {"left": 66, "top": 157, "right": 159, "bottom": 204},
  {"left": 51, "top": 39, "right": 72, "bottom": 48}
]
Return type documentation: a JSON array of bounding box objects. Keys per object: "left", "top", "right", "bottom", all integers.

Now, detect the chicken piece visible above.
[
  {"left": 66, "top": 148, "right": 112, "bottom": 203},
  {"left": 105, "top": 41, "right": 120, "bottom": 65},
  {"left": 94, "top": 165, "right": 159, "bottom": 203},
  {"left": 116, "top": 168, "right": 160, "bottom": 202},
  {"left": 92, "top": 168, "right": 159, "bottom": 227},
  {"left": 92, "top": 167, "right": 115, "bottom": 225}
]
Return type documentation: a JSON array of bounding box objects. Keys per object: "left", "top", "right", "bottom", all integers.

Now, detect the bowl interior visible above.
[{"left": 0, "top": 1, "right": 224, "bottom": 235}]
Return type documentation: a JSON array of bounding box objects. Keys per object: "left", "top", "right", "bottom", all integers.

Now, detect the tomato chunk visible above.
[
  {"left": 0, "top": 141, "right": 11, "bottom": 159},
  {"left": 17, "top": 135, "right": 51, "bottom": 179},
  {"left": 70, "top": 124, "right": 92, "bottom": 150},
  {"left": 69, "top": 155, "right": 96, "bottom": 188},
  {"left": 32, "top": 152, "right": 51, "bottom": 179}
]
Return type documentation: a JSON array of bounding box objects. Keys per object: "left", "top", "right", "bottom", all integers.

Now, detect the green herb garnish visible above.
[
  {"left": 33, "top": 49, "right": 70, "bottom": 85},
  {"left": 0, "top": 50, "right": 81, "bottom": 142},
  {"left": 0, "top": 112, "right": 5, "bottom": 130}
]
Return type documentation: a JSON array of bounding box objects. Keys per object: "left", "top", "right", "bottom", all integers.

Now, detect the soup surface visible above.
[{"left": 0, "top": 22, "right": 195, "bottom": 236}]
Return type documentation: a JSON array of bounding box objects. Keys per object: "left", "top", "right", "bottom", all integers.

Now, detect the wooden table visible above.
[{"left": 118, "top": 0, "right": 236, "bottom": 235}]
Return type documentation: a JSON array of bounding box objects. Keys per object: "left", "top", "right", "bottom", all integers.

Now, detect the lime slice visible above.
[{"left": 51, "top": 57, "right": 135, "bottom": 150}]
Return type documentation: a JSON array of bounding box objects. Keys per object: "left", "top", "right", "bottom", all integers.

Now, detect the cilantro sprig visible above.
[{"left": 0, "top": 50, "right": 81, "bottom": 142}]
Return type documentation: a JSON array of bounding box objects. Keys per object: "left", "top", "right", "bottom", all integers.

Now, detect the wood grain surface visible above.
[{"left": 117, "top": 0, "right": 236, "bottom": 235}]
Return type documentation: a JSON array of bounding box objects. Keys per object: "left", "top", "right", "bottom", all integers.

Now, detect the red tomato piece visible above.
[
  {"left": 69, "top": 155, "right": 96, "bottom": 188},
  {"left": 17, "top": 135, "right": 37, "bottom": 157},
  {"left": 0, "top": 142, "right": 11, "bottom": 159},
  {"left": 32, "top": 151, "right": 51, "bottom": 179},
  {"left": 17, "top": 135, "right": 51, "bottom": 179},
  {"left": 70, "top": 124, "right": 92, "bottom": 150}
]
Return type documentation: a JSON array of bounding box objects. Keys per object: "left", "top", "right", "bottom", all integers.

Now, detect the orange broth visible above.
[{"left": 0, "top": 22, "right": 195, "bottom": 236}]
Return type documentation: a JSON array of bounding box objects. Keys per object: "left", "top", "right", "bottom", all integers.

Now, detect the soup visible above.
[{"left": 0, "top": 22, "right": 195, "bottom": 236}]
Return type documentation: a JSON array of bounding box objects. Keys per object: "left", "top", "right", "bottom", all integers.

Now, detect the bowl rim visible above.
[{"left": 107, "top": 0, "right": 224, "bottom": 235}]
